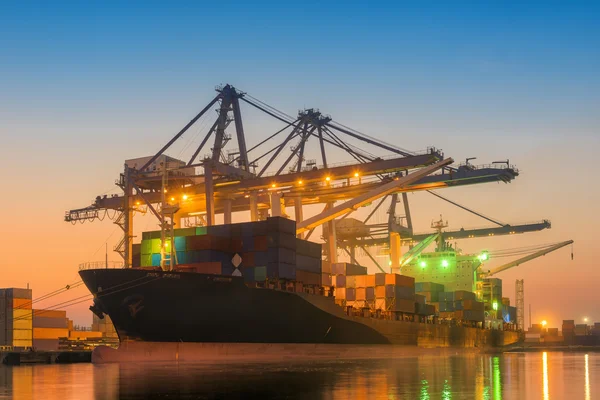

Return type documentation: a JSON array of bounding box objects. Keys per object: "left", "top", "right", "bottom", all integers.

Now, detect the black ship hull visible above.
[{"left": 80, "top": 268, "right": 391, "bottom": 345}]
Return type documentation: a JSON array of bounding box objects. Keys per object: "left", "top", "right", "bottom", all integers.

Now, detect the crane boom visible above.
[
  {"left": 484, "top": 240, "right": 573, "bottom": 277},
  {"left": 399, "top": 233, "right": 439, "bottom": 267},
  {"left": 296, "top": 158, "right": 454, "bottom": 234}
]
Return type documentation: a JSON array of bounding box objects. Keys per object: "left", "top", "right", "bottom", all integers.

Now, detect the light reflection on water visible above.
[{"left": 0, "top": 352, "right": 597, "bottom": 399}]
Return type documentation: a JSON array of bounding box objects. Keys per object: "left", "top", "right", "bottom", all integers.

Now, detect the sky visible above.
[{"left": 0, "top": 1, "right": 599, "bottom": 327}]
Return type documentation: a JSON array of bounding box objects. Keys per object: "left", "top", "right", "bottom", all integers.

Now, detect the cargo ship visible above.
[{"left": 81, "top": 217, "right": 520, "bottom": 363}]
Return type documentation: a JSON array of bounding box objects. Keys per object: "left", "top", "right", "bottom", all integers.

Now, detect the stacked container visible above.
[
  {"left": 373, "top": 273, "right": 416, "bottom": 313},
  {"left": 0, "top": 288, "right": 33, "bottom": 349},
  {"left": 415, "top": 282, "right": 445, "bottom": 303},
  {"left": 138, "top": 217, "right": 322, "bottom": 286}
]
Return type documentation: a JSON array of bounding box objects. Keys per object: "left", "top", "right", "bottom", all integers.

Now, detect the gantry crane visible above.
[{"left": 64, "top": 84, "right": 520, "bottom": 268}]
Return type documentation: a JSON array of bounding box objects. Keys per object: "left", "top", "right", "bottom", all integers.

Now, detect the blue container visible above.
[
  {"left": 454, "top": 300, "right": 463, "bottom": 310},
  {"left": 254, "top": 251, "right": 268, "bottom": 266},
  {"left": 415, "top": 282, "right": 424, "bottom": 292},
  {"left": 174, "top": 236, "right": 187, "bottom": 251},
  {"left": 151, "top": 253, "right": 161, "bottom": 267},
  {"left": 176, "top": 251, "right": 187, "bottom": 264},
  {"left": 242, "top": 237, "right": 254, "bottom": 252}
]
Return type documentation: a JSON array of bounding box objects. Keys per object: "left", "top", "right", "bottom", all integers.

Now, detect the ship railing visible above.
[{"left": 79, "top": 261, "right": 125, "bottom": 270}]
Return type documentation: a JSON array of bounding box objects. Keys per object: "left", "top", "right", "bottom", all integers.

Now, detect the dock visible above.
[{"left": 1, "top": 350, "right": 91, "bottom": 365}]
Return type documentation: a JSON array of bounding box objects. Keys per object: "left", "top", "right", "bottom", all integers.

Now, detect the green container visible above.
[
  {"left": 253, "top": 266, "right": 267, "bottom": 282},
  {"left": 174, "top": 228, "right": 196, "bottom": 237},
  {"left": 141, "top": 254, "right": 152, "bottom": 267},
  {"left": 151, "top": 238, "right": 162, "bottom": 253},
  {"left": 141, "top": 240, "right": 153, "bottom": 255},
  {"left": 142, "top": 232, "right": 153, "bottom": 241},
  {"left": 196, "top": 226, "right": 208, "bottom": 236}
]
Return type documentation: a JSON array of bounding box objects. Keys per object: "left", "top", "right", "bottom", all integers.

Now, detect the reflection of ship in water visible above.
[{"left": 1, "top": 353, "right": 595, "bottom": 398}]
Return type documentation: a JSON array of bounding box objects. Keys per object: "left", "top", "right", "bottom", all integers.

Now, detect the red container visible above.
[
  {"left": 241, "top": 252, "right": 256, "bottom": 267},
  {"left": 254, "top": 236, "right": 268, "bottom": 251}
]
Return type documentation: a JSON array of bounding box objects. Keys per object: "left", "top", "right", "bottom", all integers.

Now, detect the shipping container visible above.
[
  {"left": 295, "top": 254, "right": 321, "bottom": 273},
  {"left": 439, "top": 292, "right": 455, "bottom": 302},
  {"left": 463, "top": 310, "right": 484, "bottom": 322},
  {"left": 267, "top": 233, "right": 297, "bottom": 250},
  {"left": 32, "top": 338, "right": 59, "bottom": 351},
  {"left": 384, "top": 274, "right": 415, "bottom": 287},
  {"left": 253, "top": 266, "right": 267, "bottom": 282},
  {"left": 174, "top": 227, "right": 196, "bottom": 237},
  {"left": 151, "top": 253, "right": 161, "bottom": 267},
  {"left": 254, "top": 236, "right": 268, "bottom": 251},
  {"left": 439, "top": 302, "right": 455, "bottom": 312},
  {"left": 375, "top": 298, "right": 415, "bottom": 313},
  {"left": 354, "top": 275, "right": 376, "bottom": 288},
  {"left": 267, "top": 217, "right": 296, "bottom": 234},
  {"left": 268, "top": 247, "right": 296, "bottom": 264},
  {"left": 241, "top": 252, "right": 256, "bottom": 267},
  {"left": 296, "top": 239, "right": 322, "bottom": 258},
  {"left": 415, "top": 303, "right": 435, "bottom": 316},
  {"left": 321, "top": 273, "right": 331, "bottom": 286},
  {"left": 6, "top": 288, "right": 32, "bottom": 299},
  {"left": 295, "top": 269, "right": 321, "bottom": 286},
  {"left": 356, "top": 288, "right": 367, "bottom": 301},
  {"left": 132, "top": 243, "right": 141, "bottom": 255},
  {"left": 463, "top": 300, "right": 484, "bottom": 312},
  {"left": 386, "top": 285, "right": 415, "bottom": 300},
  {"left": 150, "top": 238, "right": 162, "bottom": 254},
  {"left": 335, "top": 287, "right": 347, "bottom": 300},
  {"left": 333, "top": 275, "right": 346, "bottom": 288},
  {"left": 345, "top": 287, "right": 356, "bottom": 301},
  {"left": 32, "top": 328, "right": 69, "bottom": 340},
  {"left": 33, "top": 316, "right": 68, "bottom": 329},
  {"left": 331, "top": 263, "right": 367, "bottom": 276},
  {"left": 11, "top": 298, "right": 32, "bottom": 309},
  {"left": 174, "top": 236, "right": 187, "bottom": 251},
  {"left": 13, "top": 329, "right": 33, "bottom": 340},
  {"left": 140, "top": 254, "right": 151, "bottom": 267},
  {"left": 33, "top": 310, "right": 66, "bottom": 319},
  {"left": 345, "top": 276, "right": 356, "bottom": 288},
  {"left": 266, "top": 262, "right": 296, "bottom": 280},
  {"left": 415, "top": 294, "right": 426, "bottom": 305},
  {"left": 69, "top": 331, "right": 103, "bottom": 339},
  {"left": 454, "top": 291, "right": 476, "bottom": 301}
]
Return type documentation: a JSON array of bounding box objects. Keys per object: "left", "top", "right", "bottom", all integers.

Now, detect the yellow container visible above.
[{"left": 13, "top": 329, "right": 33, "bottom": 340}]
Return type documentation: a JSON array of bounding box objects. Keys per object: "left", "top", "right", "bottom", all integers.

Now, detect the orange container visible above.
[
  {"left": 33, "top": 309, "right": 66, "bottom": 319},
  {"left": 12, "top": 298, "right": 32, "bottom": 309},
  {"left": 33, "top": 327, "right": 69, "bottom": 339},
  {"left": 384, "top": 274, "right": 415, "bottom": 287}
]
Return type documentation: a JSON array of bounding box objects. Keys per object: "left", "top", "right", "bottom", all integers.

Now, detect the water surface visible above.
[{"left": 0, "top": 351, "right": 597, "bottom": 399}]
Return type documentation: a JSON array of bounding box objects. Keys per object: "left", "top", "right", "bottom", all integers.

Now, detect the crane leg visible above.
[
  {"left": 390, "top": 231, "right": 402, "bottom": 274},
  {"left": 294, "top": 197, "right": 304, "bottom": 238}
]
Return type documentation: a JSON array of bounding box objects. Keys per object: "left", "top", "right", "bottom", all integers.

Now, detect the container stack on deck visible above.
[
  {"left": 137, "top": 217, "right": 323, "bottom": 292},
  {"left": 331, "top": 272, "right": 436, "bottom": 318},
  {"left": 0, "top": 288, "right": 33, "bottom": 349}
]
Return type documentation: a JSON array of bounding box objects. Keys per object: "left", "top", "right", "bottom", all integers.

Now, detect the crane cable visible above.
[
  {"left": 11, "top": 274, "right": 161, "bottom": 323},
  {"left": 426, "top": 190, "right": 506, "bottom": 227},
  {"left": 11, "top": 281, "right": 85, "bottom": 311}
]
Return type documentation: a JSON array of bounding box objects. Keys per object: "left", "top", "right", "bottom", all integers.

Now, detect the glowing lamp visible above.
[
  {"left": 419, "top": 261, "right": 427, "bottom": 268},
  {"left": 441, "top": 259, "right": 449, "bottom": 268}
]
